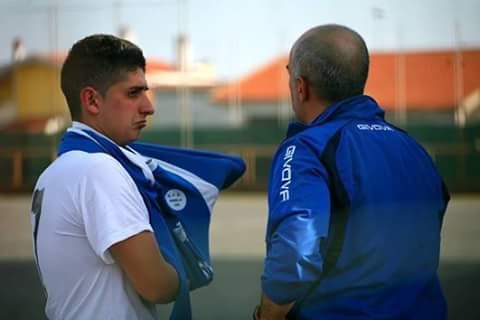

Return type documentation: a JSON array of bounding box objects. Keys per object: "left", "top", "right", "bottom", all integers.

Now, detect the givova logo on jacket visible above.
[
  {"left": 356, "top": 124, "right": 394, "bottom": 131},
  {"left": 280, "top": 145, "right": 296, "bottom": 202}
]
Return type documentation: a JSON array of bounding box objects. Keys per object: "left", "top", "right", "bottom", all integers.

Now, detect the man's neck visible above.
[
  {"left": 301, "top": 100, "right": 330, "bottom": 124},
  {"left": 71, "top": 121, "right": 119, "bottom": 146}
]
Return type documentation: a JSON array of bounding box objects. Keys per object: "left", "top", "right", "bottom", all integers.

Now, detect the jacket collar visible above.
[{"left": 286, "top": 95, "right": 385, "bottom": 138}]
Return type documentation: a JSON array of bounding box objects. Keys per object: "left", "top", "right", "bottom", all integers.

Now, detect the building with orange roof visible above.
[
  {"left": 2, "top": 37, "right": 479, "bottom": 134},
  {"left": 0, "top": 34, "right": 222, "bottom": 133},
  {"left": 0, "top": 55, "right": 179, "bottom": 134},
  {"left": 366, "top": 50, "right": 480, "bottom": 110},
  {"left": 213, "top": 49, "right": 480, "bottom": 125},
  {"left": 0, "top": 56, "right": 67, "bottom": 133}
]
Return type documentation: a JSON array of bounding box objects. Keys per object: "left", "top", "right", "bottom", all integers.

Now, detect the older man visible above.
[{"left": 257, "top": 24, "right": 449, "bottom": 320}]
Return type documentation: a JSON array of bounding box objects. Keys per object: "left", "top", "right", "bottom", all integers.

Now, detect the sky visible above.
[{"left": 0, "top": 0, "right": 479, "bottom": 80}]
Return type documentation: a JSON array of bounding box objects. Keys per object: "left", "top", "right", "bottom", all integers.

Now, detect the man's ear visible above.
[
  {"left": 79, "top": 87, "right": 101, "bottom": 115},
  {"left": 296, "top": 76, "right": 310, "bottom": 103}
]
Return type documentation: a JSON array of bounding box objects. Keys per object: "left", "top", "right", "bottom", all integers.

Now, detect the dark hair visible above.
[
  {"left": 290, "top": 24, "right": 369, "bottom": 102},
  {"left": 60, "top": 34, "right": 146, "bottom": 120}
]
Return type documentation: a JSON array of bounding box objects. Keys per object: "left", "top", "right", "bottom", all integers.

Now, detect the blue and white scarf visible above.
[{"left": 58, "top": 123, "right": 245, "bottom": 319}]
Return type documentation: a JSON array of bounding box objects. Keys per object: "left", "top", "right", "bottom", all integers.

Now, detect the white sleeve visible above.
[{"left": 77, "top": 154, "right": 153, "bottom": 264}]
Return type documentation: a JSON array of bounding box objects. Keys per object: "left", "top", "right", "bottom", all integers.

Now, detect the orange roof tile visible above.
[
  {"left": 1, "top": 117, "right": 51, "bottom": 134},
  {"left": 15, "top": 53, "right": 174, "bottom": 74},
  {"left": 365, "top": 50, "right": 480, "bottom": 110},
  {"left": 215, "top": 49, "right": 480, "bottom": 111},
  {"left": 214, "top": 56, "right": 290, "bottom": 103},
  {"left": 145, "top": 58, "right": 175, "bottom": 73}
]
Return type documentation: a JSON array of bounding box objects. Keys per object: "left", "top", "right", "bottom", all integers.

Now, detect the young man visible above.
[
  {"left": 31, "top": 35, "right": 178, "bottom": 319},
  {"left": 256, "top": 25, "right": 449, "bottom": 319}
]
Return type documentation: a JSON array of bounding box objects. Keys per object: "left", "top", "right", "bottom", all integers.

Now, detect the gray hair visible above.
[{"left": 290, "top": 24, "right": 369, "bottom": 102}]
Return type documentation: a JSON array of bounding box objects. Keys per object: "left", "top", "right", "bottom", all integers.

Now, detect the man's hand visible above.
[{"left": 255, "top": 293, "right": 295, "bottom": 320}]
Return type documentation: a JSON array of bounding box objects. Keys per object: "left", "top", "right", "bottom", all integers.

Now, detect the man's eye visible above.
[{"left": 128, "top": 90, "right": 140, "bottom": 97}]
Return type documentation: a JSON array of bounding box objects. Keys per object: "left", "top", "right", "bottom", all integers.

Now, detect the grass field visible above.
[{"left": 1, "top": 193, "right": 479, "bottom": 319}]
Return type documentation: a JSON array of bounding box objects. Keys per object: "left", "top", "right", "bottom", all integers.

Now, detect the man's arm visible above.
[
  {"left": 260, "top": 140, "right": 331, "bottom": 315},
  {"left": 110, "top": 231, "right": 179, "bottom": 303},
  {"left": 80, "top": 155, "right": 179, "bottom": 304}
]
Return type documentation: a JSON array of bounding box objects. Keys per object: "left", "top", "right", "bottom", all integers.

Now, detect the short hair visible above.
[
  {"left": 60, "top": 34, "right": 146, "bottom": 120},
  {"left": 290, "top": 24, "right": 369, "bottom": 102}
]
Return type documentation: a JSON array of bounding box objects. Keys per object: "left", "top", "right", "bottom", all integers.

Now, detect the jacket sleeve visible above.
[{"left": 262, "top": 139, "right": 331, "bottom": 304}]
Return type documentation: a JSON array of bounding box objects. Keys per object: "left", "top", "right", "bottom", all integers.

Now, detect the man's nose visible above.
[{"left": 141, "top": 94, "right": 155, "bottom": 115}]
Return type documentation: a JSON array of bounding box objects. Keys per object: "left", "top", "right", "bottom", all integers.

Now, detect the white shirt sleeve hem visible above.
[{"left": 98, "top": 223, "right": 154, "bottom": 264}]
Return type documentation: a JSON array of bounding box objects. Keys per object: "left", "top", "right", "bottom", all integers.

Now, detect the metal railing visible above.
[
  {"left": 0, "top": 147, "right": 57, "bottom": 191},
  {"left": 0, "top": 145, "right": 276, "bottom": 191},
  {"left": 0, "top": 143, "right": 477, "bottom": 192}
]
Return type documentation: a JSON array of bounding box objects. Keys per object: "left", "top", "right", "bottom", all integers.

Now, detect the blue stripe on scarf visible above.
[{"left": 58, "top": 129, "right": 245, "bottom": 320}]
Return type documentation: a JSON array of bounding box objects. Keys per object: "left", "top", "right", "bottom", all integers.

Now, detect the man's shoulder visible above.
[
  {"left": 37, "top": 150, "right": 130, "bottom": 188},
  {"left": 278, "top": 122, "right": 344, "bottom": 158}
]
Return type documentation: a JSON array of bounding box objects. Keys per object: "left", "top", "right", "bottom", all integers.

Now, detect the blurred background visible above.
[{"left": 0, "top": 0, "right": 479, "bottom": 319}]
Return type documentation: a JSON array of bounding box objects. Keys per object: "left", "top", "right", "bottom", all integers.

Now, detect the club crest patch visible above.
[{"left": 165, "top": 189, "right": 187, "bottom": 211}]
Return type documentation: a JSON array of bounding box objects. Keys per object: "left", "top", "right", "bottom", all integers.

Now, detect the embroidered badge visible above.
[{"left": 165, "top": 189, "right": 187, "bottom": 211}]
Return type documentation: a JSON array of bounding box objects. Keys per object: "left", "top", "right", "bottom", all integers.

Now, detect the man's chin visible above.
[
  {"left": 128, "top": 131, "right": 142, "bottom": 144},
  {"left": 117, "top": 135, "right": 139, "bottom": 146}
]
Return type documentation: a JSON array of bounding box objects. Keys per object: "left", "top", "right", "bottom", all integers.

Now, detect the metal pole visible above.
[
  {"left": 177, "top": 0, "right": 192, "bottom": 148},
  {"left": 453, "top": 19, "right": 465, "bottom": 126},
  {"left": 395, "top": 21, "right": 407, "bottom": 125}
]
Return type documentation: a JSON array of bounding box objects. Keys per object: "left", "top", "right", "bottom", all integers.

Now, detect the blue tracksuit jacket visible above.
[{"left": 262, "top": 95, "right": 449, "bottom": 319}]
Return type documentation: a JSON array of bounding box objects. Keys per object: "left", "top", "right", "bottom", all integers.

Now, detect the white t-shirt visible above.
[{"left": 31, "top": 127, "right": 158, "bottom": 320}]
